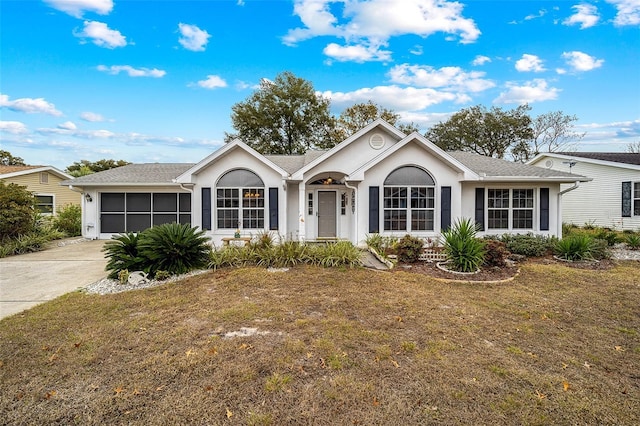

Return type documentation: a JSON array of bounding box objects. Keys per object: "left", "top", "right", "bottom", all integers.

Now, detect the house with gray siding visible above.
[
  {"left": 63, "top": 120, "right": 588, "bottom": 245},
  {"left": 528, "top": 152, "right": 640, "bottom": 231}
]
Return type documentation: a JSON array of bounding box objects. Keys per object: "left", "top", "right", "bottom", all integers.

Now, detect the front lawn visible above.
[{"left": 1, "top": 263, "right": 639, "bottom": 425}]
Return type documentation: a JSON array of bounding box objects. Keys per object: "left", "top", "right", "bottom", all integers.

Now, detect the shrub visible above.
[
  {"left": 596, "top": 229, "right": 619, "bottom": 247},
  {"left": 209, "top": 245, "right": 252, "bottom": 270},
  {"left": 0, "top": 182, "right": 35, "bottom": 240},
  {"left": 137, "top": 223, "right": 211, "bottom": 277},
  {"left": 554, "top": 234, "right": 594, "bottom": 261},
  {"left": 309, "top": 241, "right": 362, "bottom": 268},
  {"left": 365, "top": 233, "right": 397, "bottom": 259},
  {"left": 395, "top": 234, "right": 424, "bottom": 263},
  {"left": 625, "top": 234, "right": 640, "bottom": 250},
  {"left": 590, "top": 238, "right": 611, "bottom": 260},
  {"left": 103, "top": 232, "right": 146, "bottom": 279},
  {"left": 53, "top": 204, "right": 81, "bottom": 237},
  {"left": 483, "top": 239, "right": 509, "bottom": 268},
  {"left": 501, "top": 233, "right": 555, "bottom": 257},
  {"left": 442, "top": 218, "right": 485, "bottom": 272},
  {"left": 154, "top": 270, "right": 172, "bottom": 281}
]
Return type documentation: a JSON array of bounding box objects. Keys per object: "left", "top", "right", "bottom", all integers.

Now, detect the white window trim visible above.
[
  {"left": 486, "top": 188, "right": 536, "bottom": 231},
  {"left": 633, "top": 182, "right": 640, "bottom": 216},
  {"left": 383, "top": 185, "right": 436, "bottom": 232},
  {"left": 215, "top": 186, "right": 266, "bottom": 231}
]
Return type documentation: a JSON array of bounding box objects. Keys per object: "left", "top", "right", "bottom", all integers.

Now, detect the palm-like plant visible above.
[
  {"left": 442, "top": 218, "right": 486, "bottom": 273},
  {"left": 137, "top": 223, "right": 211, "bottom": 277},
  {"left": 103, "top": 232, "right": 145, "bottom": 279}
]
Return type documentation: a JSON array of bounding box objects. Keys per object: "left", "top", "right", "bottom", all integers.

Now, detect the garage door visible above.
[{"left": 100, "top": 192, "right": 191, "bottom": 233}]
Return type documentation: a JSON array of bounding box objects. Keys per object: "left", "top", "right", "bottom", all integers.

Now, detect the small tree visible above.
[
  {"left": 513, "top": 111, "right": 585, "bottom": 162},
  {"left": 66, "top": 159, "right": 130, "bottom": 177},
  {"left": 230, "top": 71, "right": 337, "bottom": 154},
  {"left": 0, "top": 150, "right": 26, "bottom": 166},
  {"left": 0, "top": 182, "right": 35, "bottom": 239}
]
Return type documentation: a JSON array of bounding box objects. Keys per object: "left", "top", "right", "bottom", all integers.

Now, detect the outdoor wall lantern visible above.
[{"left": 85, "top": 193, "right": 93, "bottom": 202}]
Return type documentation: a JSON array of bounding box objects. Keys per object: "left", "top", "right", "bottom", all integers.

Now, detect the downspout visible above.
[
  {"left": 557, "top": 181, "right": 580, "bottom": 238},
  {"left": 344, "top": 180, "right": 358, "bottom": 246}
]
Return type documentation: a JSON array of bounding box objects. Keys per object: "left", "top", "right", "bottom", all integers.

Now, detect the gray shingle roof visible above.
[
  {"left": 265, "top": 150, "right": 326, "bottom": 174},
  {"left": 61, "top": 163, "right": 194, "bottom": 185},
  {"left": 555, "top": 152, "right": 640, "bottom": 166},
  {"left": 448, "top": 151, "right": 588, "bottom": 180}
]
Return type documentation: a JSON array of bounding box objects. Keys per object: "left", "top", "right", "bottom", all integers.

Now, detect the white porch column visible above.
[{"left": 298, "top": 182, "right": 306, "bottom": 241}]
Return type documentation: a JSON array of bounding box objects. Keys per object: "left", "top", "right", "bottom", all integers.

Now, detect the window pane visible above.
[
  {"left": 488, "top": 189, "right": 510, "bottom": 208},
  {"left": 126, "top": 193, "right": 151, "bottom": 212},
  {"left": 102, "top": 214, "right": 125, "bottom": 233},
  {"left": 127, "top": 214, "right": 151, "bottom": 232},
  {"left": 242, "top": 188, "right": 264, "bottom": 208},
  {"left": 35, "top": 195, "right": 54, "bottom": 214},
  {"left": 153, "top": 214, "right": 178, "bottom": 226},
  {"left": 634, "top": 200, "right": 640, "bottom": 216},
  {"left": 179, "top": 193, "right": 191, "bottom": 212},
  {"left": 513, "top": 210, "right": 533, "bottom": 229},
  {"left": 218, "top": 169, "right": 264, "bottom": 187},
  {"left": 411, "top": 210, "right": 434, "bottom": 231},
  {"left": 513, "top": 189, "right": 534, "bottom": 208},
  {"left": 217, "top": 210, "right": 238, "bottom": 229},
  {"left": 384, "top": 166, "right": 434, "bottom": 185},
  {"left": 242, "top": 209, "right": 264, "bottom": 229},
  {"left": 383, "top": 210, "right": 406, "bottom": 231},
  {"left": 487, "top": 210, "right": 509, "bottom": 229},
  {"left": 153, "top": 193, "right": 177, "bottom": 212},
  {"left": 101, "top": 193, "right": 125, "bottom": 212},
  {"left": 179, "top": 214, "right": 191, "bottom": 225}
]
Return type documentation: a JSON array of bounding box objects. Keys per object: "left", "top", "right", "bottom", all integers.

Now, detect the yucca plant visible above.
[
  {"left": 554, "top": 234, "right": 594, "bottom": 261},
  {"left": 311, "top": 241, "right": 362, "bottom": 268},
  {"left": 272, "top": 240, "right": 309, "bottom": 267},
  {"left": 137, "top": 223, "right": 211, "bottom": 277},
  {"left": 103, "top": 232, "right": 146, "bottom": 279},
  {"left": 625, "top": 233, "right": 640, "bottom": 250},
  {"left": 442, "top": 218, "right": 486, "bottom": 273}
]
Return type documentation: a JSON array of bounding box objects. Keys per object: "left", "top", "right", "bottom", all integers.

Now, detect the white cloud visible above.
[
  {"left": 0, "top": 94, "right": 63, "bottom": 116},
  {"left": 80, "top": 111, "right": 105, "bottom": 122},
  {"left": 561, "top": 51, "right": 604, "bottom": 71},
  {"left": 323, "top": 42, "right": 392, "bottom": 62},
  {"left": 563, "top": 4, "right": 600, "bottom": 29},
  {"left": 494, "top": 79, "right": 560, "bottom": 104},
  {"left": 321, "top": 85, "right": 462, "bottom": 111},
  {"left": 97, "top": 65, "right": 166, "bottom": 78},
  {"left": 284, "top": 0, "right": 480, "bottom": 62},
  {"left": 0, "top": 120, "right": 28, "bottom": 134},
  {"left": 388, "top": 64, "right": 495, "bottom": 93},
  {"left": 194, "top": 75, "right": 228, "bottom": 89},
  {"left": 606, "top": 0, "right": 640, "bottom": 26},
  {"left": 37, "top": 127, "right": 116, "bottom": 139},
  {"left": 58, "top": 121, "right": 77, "bottom": 130},
  {"left": 472, "top": 55, "right": 491, "bottom": 66},
  {"left": 178, "top": 23, "right": 211, "bottom": 52},
  {"left": 75, "top": 21, "right": 127, "bottom": 49},
  {"left": 410, "top": 45, "right": 423, "bottom": 55},
  {"left": 525, "top": 9, "right": 547, "bottom": 20},
  {"left": 44, "top": 0, "right": 113, "bottom": 18},
  {"left": 515, "top": 54, "right": 546, "bottom": 72}
]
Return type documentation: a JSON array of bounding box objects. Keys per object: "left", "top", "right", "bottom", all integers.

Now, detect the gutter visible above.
[{"left": 557, "top": 181, "right": 580, "bottom": 237}]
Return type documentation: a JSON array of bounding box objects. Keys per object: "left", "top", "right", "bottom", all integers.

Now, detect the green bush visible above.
[
  {"left": 395, "top": 234, "right": 424, "bottom": 263},
  {"left": 0, "top": 182, "right": 36, "bottom": 240},
  {"left": 625, "top": 234, "right": 640, "bottom": 250},
  {"left": 554, "top": 234, "right": 594, "bottom": 261},
  {"left": 364, "top": 233, "right": 397, "bottom": 260},
  {"left": 309, "top": 241, "right": 362, "bottom": 268},
  {"left": 137, "top": 223, "right": 211, "bottom": 277},
  {"left": 103, "top": 232, "right": 146, "bottom": 279},
  {"left": 590, "top": 238, "right": 611, "bottom": 260},
  {"left": 53, "top": 204, "right": 82, "bottom": 237},
  {"left": 596, "top": 229, "right": 619, "bottom": 247},
  {"left": 442, "top": 218, "right": 485, "bottom": 272},
  {"left": 500, "top": 233, "right": 555, "bottom": 257}
]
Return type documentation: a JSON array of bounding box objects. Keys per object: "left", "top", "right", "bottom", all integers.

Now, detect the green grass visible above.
[{"left": 1, "top": 263, "right": 639, "bottom": 425}]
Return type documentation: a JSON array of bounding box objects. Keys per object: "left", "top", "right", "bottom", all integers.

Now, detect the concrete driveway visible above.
[{"left": 0, "top": 239, "right": 107, "bottom": 320}]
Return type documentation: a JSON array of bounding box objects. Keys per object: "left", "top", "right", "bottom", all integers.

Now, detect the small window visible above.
[
  {"left": 308, "top": 192, "right": 313, "bottom": 215},
  {"left": 40, "top": 172, "right": 49, "bottom": 184},
  {"left": 634, "top": 182, "right": 640, "bottom": 216},
  {"left": 36, "top": 195, "right": 54, "bottom": 214},
  {"left": 341, "top": 192, "right": 347, "bottom": 215}
]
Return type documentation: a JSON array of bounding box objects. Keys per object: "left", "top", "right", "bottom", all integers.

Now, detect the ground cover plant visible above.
[{"left": 1, "top": 263, "right": 638, "bottom": 425}]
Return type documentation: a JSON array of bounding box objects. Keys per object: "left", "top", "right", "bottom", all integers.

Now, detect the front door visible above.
[{"left": 317, "top": 191, "right": 337, "bottom": 238}]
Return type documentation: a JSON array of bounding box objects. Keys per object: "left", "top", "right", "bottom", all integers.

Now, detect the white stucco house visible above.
[
  {"left": 528, "top": 152, "right": 640, "bottom": 230},
  {"left": 63, "top": 120, "right": 589, "bottom": 245}
]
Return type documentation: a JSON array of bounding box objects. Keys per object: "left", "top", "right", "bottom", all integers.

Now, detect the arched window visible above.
[
  {"left": 383, "top": 166, "right": 435, "bottom": 231},
  {"left": 216, "top": 169, "right": 265, "bottom": 229}
]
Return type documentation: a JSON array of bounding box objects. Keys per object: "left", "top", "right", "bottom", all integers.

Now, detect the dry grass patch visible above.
[{"left": 1, "top": 263, "right": 639, "bottom": 425}]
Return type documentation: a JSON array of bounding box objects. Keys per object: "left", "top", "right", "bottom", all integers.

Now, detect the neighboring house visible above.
[
  {"left": 528, "top": 152, "right": 640, "bottom": 231},
  {"left": 64, "top": 120, "right": 588, "bottom": 244},
  {"left": 0, "top": 165, "right": 80, "bottom": 215}
]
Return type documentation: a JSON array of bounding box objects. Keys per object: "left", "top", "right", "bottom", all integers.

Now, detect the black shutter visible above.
[
  {"left": 269, "top": 187, "right": 278, "bottom": 230},
  {"left": 202, "top": 187, "right": 211, "bottom": 230},
  {"left": 369, "top": 186, "right": 379, "bottom": 233},
  {"left": 622, "top": 181, "right": 632, "bottom": 217},
  {"left": 441, "top": 186, "right": 451, "bottom": 231},
  {"left": 540, "top": 188, "right": 550, "bottom": 231},
  {"left": 475, "top": 188, "right": 485, "bottom": 231}
]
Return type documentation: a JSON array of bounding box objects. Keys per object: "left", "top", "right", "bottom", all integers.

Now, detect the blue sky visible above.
[{"left": 1, "top": 0, "right": 639, "bottom": 170}]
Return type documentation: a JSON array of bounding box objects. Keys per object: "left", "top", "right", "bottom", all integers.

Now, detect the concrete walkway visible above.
[{"left": 0, "top": 239, "right": 107, "bottom": 320}]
